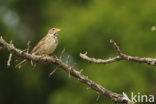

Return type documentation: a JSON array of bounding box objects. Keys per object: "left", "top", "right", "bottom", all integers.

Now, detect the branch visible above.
[
  {"left": 0, "top": 36, "right": 134, "bottom": 104},
  {"left": 80, "top": 40, "right": 156, "bottom": 66},
  {"left": 80, "top": 52, "right": 121, "bottom": 64}
]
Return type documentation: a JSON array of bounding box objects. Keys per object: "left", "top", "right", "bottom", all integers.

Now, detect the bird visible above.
[{"left": 15, "top": 28, "right": 61, "bottom": 69}]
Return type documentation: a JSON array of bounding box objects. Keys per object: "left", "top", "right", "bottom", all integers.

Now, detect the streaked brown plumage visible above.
[{"left": 15, "top": 28, "right": 61, "bottom": 69}]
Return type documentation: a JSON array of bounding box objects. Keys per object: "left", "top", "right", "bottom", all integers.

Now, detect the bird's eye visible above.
[{"left": 52, "top": 28, "right": 55, "bottom": 31}]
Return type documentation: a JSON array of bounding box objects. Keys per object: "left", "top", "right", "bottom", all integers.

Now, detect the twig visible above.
[
  {"left": 65, "top": 55, "right": 70, "bottom": 64},
  {"left": 96, "top": 92, "right": 100, "bottom": 101},
  {"left": 60, "top": 48, "right": 65, "bottom": 60},
  {"left": 49, "top": 48, "right": 66, "bottom": 77},
  {"left": 80, "top": 39, "right": 156, "bottom": 66},
  {"left": 49, "top": 66, "right": 58, "bottom": 77},
  {"left": 0, "top": 36, "right": 134, "bottom": 104},
  {"left": 26, "top": 41, "right": 31, "bottom": 53},
  {"left": 31, "top": 60, "right": 33, "bottom": 66},
  {"left": 110, "top": 40, "right": 121, "bottom": 56},
  {"left": 80, "top": 53, "right": 121, "bottom": 64},
  {"left": 7, "top": 53, "right": 13, "bottom": 67},
  {"left": 7, "top": 40, "right": 13, "bottom": 67},
  {"left": 66, "top": 55, "right": 71, "bottom": 78}
]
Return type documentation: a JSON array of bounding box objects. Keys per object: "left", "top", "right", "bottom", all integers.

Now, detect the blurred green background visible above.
[{"left": 0, "top": 0, "right": 156, "bottom": 104}]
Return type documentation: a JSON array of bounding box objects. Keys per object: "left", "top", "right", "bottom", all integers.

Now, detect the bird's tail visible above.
[{"left": 15, "top": 59, "right": 27, "bottom": 69}]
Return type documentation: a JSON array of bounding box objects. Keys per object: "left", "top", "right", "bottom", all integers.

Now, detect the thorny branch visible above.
[
  {"left": 0, "top": 36, "right": 134, "bottom": 104},
  {"left": 80, "top": 40, "right": 156, "bottom": 66}
]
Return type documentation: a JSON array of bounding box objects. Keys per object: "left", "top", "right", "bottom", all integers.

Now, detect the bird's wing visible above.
[{"left": 31, "top": 35, "right": 47, "bottom": 54}]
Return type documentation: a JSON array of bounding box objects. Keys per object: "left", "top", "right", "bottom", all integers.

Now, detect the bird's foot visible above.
[
  {"left": 41, "top": 54, "right": 45, "bottom": 57},
  {"left": 41, "top": 54, "right": 49, "bottom": 57}
]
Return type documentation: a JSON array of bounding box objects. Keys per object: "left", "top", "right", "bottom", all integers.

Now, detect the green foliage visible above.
[{"left": 0, "top": 0, "right": 156, "bottom": 104}]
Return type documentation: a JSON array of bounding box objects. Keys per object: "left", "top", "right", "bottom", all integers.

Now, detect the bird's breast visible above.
[{"left": 45, "top": 36, "right": 58, "bottom": 54}]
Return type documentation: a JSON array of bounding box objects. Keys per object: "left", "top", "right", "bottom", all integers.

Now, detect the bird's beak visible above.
[{"left": 55, "top": 28, "right": 61, "bottom": 33}]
